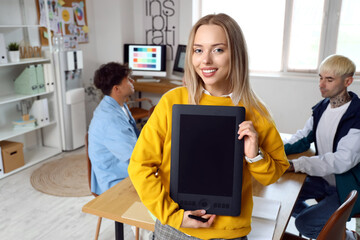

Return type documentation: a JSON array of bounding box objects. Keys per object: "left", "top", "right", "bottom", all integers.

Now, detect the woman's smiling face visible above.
[{"left": 192, "top": 24, "right": 231, "bottom": 96}]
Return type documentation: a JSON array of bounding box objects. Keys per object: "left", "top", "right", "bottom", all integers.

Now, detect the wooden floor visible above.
[{"left": 0, "top": 147, "right": 135, "bottom": 240}]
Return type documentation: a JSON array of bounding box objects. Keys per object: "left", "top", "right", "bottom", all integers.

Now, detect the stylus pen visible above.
[{"left": 188, "top": 214, "right": 209, "bottom": 223}]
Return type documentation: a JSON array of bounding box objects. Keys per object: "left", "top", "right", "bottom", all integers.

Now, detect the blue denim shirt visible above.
[{"left": 88, "top": 95, "right": 139, "bottom": 195}]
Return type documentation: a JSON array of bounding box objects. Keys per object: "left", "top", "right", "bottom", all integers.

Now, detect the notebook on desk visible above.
[
  {"left": 169, "top": 80, "right": 182, "bottom": 85},
  {"left": 121, "top": 201, "right": 155, "bottom": 224},
  {"left": 248, "top": 196, "right": 281, "bottom": 239}
]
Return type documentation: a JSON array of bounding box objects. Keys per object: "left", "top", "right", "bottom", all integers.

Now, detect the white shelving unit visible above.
[
  {"left": 0, "top": 0, "right": 62, "bottom": 179},
  {"left": 0, "top": 57, "right": 51, "bottom": 67},
  {"left": 0, "top": 88, "right": 52, "bottom": 105}
]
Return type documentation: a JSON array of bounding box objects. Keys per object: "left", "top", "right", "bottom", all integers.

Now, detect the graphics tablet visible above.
[{"left": 170, "top": 104, "right": 245, "bottom": 216}]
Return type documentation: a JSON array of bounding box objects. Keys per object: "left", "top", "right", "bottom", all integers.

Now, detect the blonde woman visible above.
[{"left": 129, "top": 13, "right": 288, "bottom": 240}]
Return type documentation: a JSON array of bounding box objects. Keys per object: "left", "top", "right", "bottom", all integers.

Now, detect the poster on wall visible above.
[
  {"left": 38, "top": 0, "right": 60, "bottom": 33},
  {"left": 37, "top": 0, "right": 89, "bottom": 46},
  {"left": 72, "top": 2, "right": 86, "bottom": 26},
  {"left": 143, "top": 0, "right": 179, "bottom": 61}
]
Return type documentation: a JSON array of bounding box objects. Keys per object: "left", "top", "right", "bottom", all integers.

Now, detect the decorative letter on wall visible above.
[{"left": 144, "top": 0, "right": 179, "bottom": 61}]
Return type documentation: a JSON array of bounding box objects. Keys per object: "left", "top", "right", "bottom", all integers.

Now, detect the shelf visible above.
[
  {"left": 0, "top": 0, "right": 62, "bottom": 180},
  {"left": 0, "top": 24, "right": 41, "bottom": 28},
  {"left": 0, "top": 145, "right": 62, "bottom": 179},
  {"left": 0, "top": 58, "right": 51, "bottom": 68},
  {"left": 0, "top": 25, "right": 41, "bottom": 32},
  {"left": 0, "top": 91, "right": 54, "bottom": 105},
  {"left": 0, "top": 121, "right": 56, "bottom": 141}
]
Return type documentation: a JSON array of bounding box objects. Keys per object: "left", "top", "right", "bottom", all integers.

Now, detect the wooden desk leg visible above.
[
  {"left": 115, "top": 222, "right": 124, "bottom": 240},
  {"left": 135, "top": 227, "right": 140, "bottom": 240}
]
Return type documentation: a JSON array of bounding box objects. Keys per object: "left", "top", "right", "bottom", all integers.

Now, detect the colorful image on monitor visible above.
[
  {"left": 129, "top": 46, "right": 162, "bottom": 71},
  {"left": 124, "top": 44, "right": 167, "bottom": 77}
]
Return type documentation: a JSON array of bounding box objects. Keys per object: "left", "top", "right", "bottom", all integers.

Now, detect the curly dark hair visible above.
[{"left": 93, "top": 62, "right": 132, "bottom": 96}]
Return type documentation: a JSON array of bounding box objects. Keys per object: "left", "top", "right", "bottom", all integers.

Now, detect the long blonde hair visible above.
[{"left": 184, "top": 13, "right": 271, "bottom": 120}]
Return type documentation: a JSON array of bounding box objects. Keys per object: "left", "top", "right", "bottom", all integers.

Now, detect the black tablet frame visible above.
[{"left": 170, "top": 104, "right": 245, "bottom": 216}]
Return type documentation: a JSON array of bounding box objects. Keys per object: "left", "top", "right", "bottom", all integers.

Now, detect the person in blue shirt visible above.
[{"left": 88, "top": 62, "right": 139, "bottom": 195}]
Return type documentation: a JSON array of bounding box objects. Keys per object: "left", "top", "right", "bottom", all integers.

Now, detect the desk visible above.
[
  {"left": 260, "top": 150, "right": 313, "bottom": 240},
  {"left": 82, "top": 150, "right": 311, "bottom": 240},
  {"left": 82, "top": 177, "right": 154, "bottom": 234},
  {"left": 133, "top": 78, "right": 181, "bottom": 94}
]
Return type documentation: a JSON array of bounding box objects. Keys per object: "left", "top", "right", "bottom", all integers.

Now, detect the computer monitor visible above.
[
  {"left": 124, "top": 44, "right": 167, "bottom": 77},
  {"left": 172, "top": 44, "right": 186, "bottom": 77}
]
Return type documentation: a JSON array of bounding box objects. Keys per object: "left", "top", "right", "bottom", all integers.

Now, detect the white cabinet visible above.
[{"left": 0, "top": 0, "right": 62, "bottom": 179}]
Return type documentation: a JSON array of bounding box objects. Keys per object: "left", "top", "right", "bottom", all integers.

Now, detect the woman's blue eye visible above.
[
  {"left": 213, "top": 48, "right": 224, "bottom": 53},
  {"left": 194, "top": 49, "right": 202, "bottom": 53}
]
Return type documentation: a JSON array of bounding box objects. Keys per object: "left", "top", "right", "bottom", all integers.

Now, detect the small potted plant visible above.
[{"left": 8, "top": 42, "right": 20, "bottom": 62}]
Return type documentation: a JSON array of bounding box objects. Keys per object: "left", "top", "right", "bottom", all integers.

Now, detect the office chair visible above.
[
  {"left": 85, "top": 133, "right": 102, "bottom": 240},
  {"left": 283, "top": 190, "right": 358, "bottom": 240},
  {"left": 85, "top": 133, "right": 140, "bottom": 240},
  {"left": 126, "top": 97, "right": 155, "bottom": 124}
]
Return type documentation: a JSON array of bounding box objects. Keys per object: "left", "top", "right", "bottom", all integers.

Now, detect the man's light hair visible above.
[{"left": 319, "top": 54, "right": 356, "bottom": 80}]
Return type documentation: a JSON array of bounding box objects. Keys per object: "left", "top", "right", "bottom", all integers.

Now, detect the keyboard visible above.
[
  {"left": 136, "top": 78, "right": 161, "bottom": 83},
  {"left": 170, "top": 80, "right": 183, "bottom": 85}
]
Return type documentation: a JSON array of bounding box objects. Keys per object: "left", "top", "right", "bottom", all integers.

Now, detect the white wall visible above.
[
  {"left": 83, "top": 0, "right": 134, "bottom": 127},
  {"left": 92, "top": 0, "right": 134, "bottom": 63},
  {"left": 251, "top": 75, "right": 321, "bottom": 134},
  {"left": 84, "top": 0, "right": 360, "bottom": 133},
  {"left": 77, "top": 0, "right": 98, "bottom": 128},
  {"left": 84, "top": 0, "right": 193, "bottom": 127},
  {"left": 251, "top": 75, "right": 360, "bottom": 133}
]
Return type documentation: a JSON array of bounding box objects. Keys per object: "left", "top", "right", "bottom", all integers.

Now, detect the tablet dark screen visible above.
[
  {"left": 178, "top": 114, "right": 235, "bottom": 197},
  {"left": 170, "top": 104, "right": 244, "bottom": 216}
]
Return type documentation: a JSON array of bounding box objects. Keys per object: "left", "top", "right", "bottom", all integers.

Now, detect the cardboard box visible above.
[{"left": 0, "top": 141, "right": 25, "bottom": 173}]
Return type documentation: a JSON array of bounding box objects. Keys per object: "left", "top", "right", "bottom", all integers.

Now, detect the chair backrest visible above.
[
  {"left": 317, "top": 190, "right": 358, "bottom": 240},
  {"left": 127, "top": 98, "right": 155, "bottom": 121},
  {"left": 85, "top": 132, "right": 98, "bottom": 197}
]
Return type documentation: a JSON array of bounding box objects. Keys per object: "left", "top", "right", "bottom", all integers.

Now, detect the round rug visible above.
[{"left": 30, "top": 154, "right": 91, "bottom": 197}]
